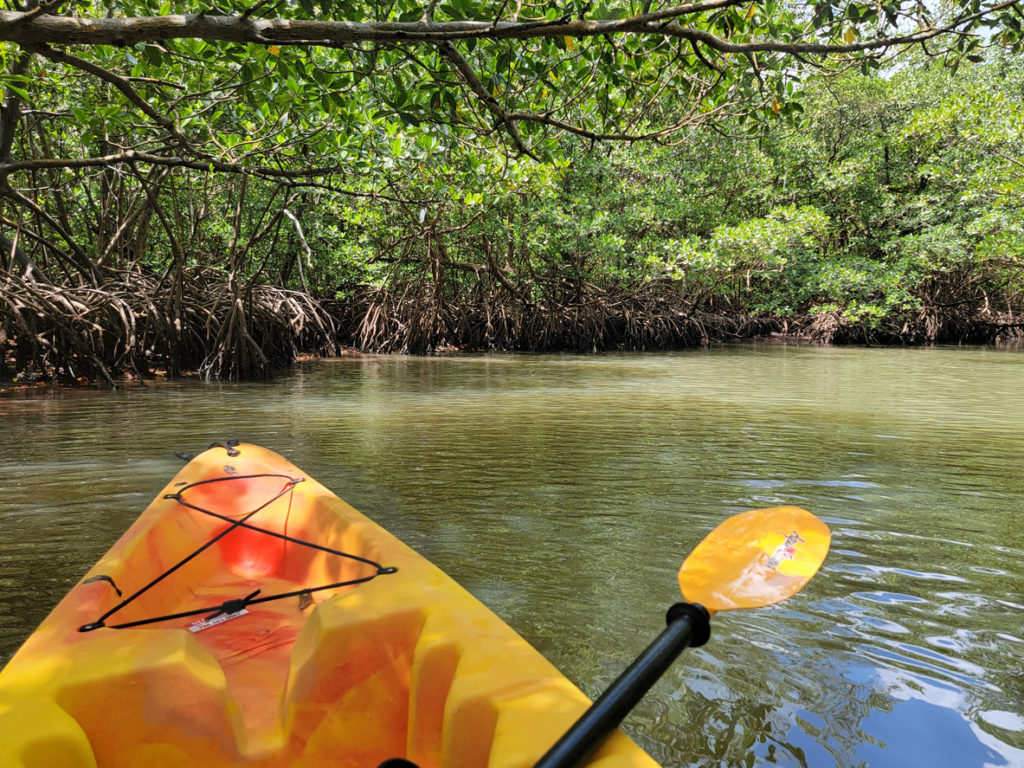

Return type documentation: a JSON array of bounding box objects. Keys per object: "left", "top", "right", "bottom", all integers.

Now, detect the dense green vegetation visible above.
[
  {"left": 491, "top": 53, "right": 1024, "bottom": 349},
  {"left": 0, "top": 1, "right": 1022, "bottom": 382}
]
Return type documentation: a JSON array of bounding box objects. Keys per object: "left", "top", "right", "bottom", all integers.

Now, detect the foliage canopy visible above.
[{"left": 1, "top": 1, "right": 1023, "bottom": 381}]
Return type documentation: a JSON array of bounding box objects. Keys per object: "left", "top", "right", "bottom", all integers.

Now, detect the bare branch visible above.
[
  {"left": 506, "top": 95, "right": 733, "bottom": 143},
  {"left": 0, "top": 180, "right": 96, "bottom": 280},
  {"left": 282, "top": 208, "right": 311, "bottom": 293},
  {"left": 0, "top": 148, "right": 334, "bottom": 175}
]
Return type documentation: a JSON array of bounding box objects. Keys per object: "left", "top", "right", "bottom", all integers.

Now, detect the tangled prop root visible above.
[
  {"left": 0, "top": 270, "right": 337, "bottom": 385},
  {"left": 336, "top": 279, "right": 782, "bottom": 354}
]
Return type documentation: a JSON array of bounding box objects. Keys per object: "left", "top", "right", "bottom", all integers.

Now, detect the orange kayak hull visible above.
[{"left": 0, "top": 444, "right": 658, "bottom": 768}]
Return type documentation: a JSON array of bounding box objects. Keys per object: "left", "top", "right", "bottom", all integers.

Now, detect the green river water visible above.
[{"left": 1, "top": 345, "right": 1022, "bottom": 766}]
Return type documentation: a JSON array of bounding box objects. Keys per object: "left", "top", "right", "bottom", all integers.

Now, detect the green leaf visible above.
[
  {"left": 5, "top": 84, "right": 28, "bottom": 100},
  {"left": 496, "top": 48, "right": 512, "bottom": 73}
]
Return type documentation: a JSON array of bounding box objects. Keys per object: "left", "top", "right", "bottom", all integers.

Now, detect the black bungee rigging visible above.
[{"left": 79, "top": 446, "right": 397, "bottom": 633}]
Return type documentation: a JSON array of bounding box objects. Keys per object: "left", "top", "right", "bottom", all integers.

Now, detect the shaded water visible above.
[{"left": 2, "top": 345, "right": 1023, "bottom": 766}]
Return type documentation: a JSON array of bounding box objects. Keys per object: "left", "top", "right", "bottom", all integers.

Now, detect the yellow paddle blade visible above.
[{"left": 678, "top": 506, "right": 830, "bottom": 614}]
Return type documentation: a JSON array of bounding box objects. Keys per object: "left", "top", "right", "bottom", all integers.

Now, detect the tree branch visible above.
[
  {"left": 437, "top": 40, "right": 537, "bottom": 159},
  {"left": 28, "top": 44, "right": 193, "bottom": 151},
  {"left": 0, "top": 4, "right": 1016, "bottom": 55},
  {"left": 0, "top": 148, "right": 435, "bottom": 202},
  {"left": 0, "top": 181, "right": 96, "bottom": 281},
  {"left": 0, "top": 51, "right": 33, "bottom": 166},
  {"left": 0, "top": 148, "right": 337, "bottom": 176}
]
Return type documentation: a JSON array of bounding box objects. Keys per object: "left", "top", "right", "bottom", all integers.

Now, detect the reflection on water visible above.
[{"left": 2, "top": 345, "right": 1024, "bottom": 766}]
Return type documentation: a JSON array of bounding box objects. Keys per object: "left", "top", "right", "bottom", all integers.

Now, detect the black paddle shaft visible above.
[{"left": 534, "top": 602, "right": 711, "bottom": 768}]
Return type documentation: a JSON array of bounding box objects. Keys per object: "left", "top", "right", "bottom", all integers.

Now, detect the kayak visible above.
[{"left": 0, "top": 443, "right": 658, "bottom": 768}]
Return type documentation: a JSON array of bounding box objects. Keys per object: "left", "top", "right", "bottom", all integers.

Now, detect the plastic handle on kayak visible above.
[{"left": 534, "top": 603, "right": 711, "bottom": 768}]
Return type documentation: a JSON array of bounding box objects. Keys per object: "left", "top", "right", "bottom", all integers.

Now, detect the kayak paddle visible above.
[{"left": 534, "top": 505, "right": 831, "bottom": 768}]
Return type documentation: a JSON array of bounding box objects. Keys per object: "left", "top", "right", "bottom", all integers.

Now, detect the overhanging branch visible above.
[
  {"left": 437, "top": 40, "right": 537, "bottom": 159},
  {"left": 0, "top": 150, "right": 438, "bottom": 204},
  {"left": 0, "top": 149, "right": 338, "bottom": 177},
  {"left": 0, "top": 4, "right": 1017, "bottom": 55}
]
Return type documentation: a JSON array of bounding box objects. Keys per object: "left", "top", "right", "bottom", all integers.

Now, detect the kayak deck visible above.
[{"left": 0, "top": 444, "right": 658, "bottom": 768}]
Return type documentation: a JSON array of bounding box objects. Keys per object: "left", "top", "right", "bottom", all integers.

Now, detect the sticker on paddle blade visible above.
[{"left": 678, "top": 506, "right": 830, "bottom": 613}]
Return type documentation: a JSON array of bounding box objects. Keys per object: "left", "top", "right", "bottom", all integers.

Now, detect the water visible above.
[{"left": 2, "top": 345, "right": 1023, "bottom": 766}]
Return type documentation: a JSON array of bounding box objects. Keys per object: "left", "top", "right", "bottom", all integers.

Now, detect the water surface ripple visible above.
[{"left": 1, "top": 345, "right": 1023, "bottom": 766}]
